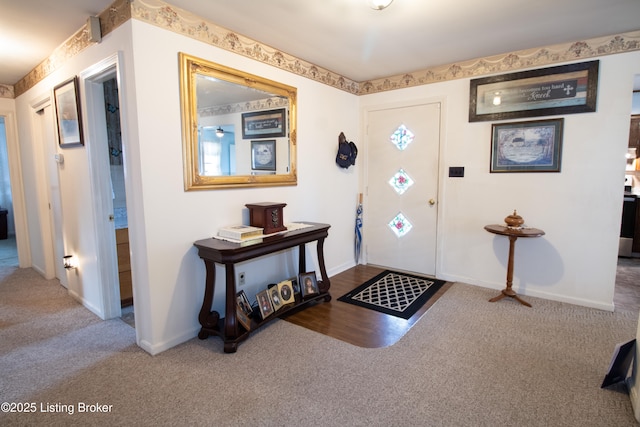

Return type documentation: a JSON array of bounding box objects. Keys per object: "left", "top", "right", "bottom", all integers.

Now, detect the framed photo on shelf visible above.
[
  {"left": 251, "top": 140, "right": 276, "bottom": 171},
  {"left": 53, "top": 76, "right": 84, "bottom": 147},
  {"left": 256, "top": 290, "right": 274, "bottom": 319},
  {"left": 269, "top": 285, "right": 284, "bottom": 311},
  {"left": 236, "top": 290, "right": 252, "bottom": 317},
  {"left": 236, "top": 306, "right": 252, "bottom": 331},
  {"left": 469, "top": 60, "right": 599, "bottom": 122},
  {"left": 490, "top": 118, "right": 564, "bottom": 173},
  {"left": 299, "top": 272, "right": 319, "bottom": 298},
  {"left": 288, "top": 276, "right": 300, "bottom": 296},
  {"left": 242, "top": 108, "right": 286, "bottom": 139},
  {"left": 277, "top": 280, "right": 295, "bottom": 305}
]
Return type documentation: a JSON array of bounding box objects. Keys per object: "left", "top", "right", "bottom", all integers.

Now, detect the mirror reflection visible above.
[{"left": 180, "top": 53, "right": 297, "bottom": 190}]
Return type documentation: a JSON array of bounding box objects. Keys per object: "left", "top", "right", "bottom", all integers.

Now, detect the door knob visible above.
[{"left": 428, "top": 199, "right": 436, "bottom": 206}]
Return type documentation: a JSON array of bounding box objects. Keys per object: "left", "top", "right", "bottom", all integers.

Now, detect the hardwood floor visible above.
[
  {"left": 283, "top": 265, "right": 453, "bottom": 348},
  {"left": 285, "top": 258, "right": 640, "bottom": 349}
]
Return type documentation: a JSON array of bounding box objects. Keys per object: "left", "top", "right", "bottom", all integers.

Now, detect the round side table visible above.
[{"left": 484, "top": 224, "right": 545, "bottom": 307}]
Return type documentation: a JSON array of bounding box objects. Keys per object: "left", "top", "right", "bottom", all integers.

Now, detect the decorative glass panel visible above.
[
  {"left": 388, "top": 212, "right": 413, "bottom": 237},
  {"left": 390, "top": 124, "right": 415, "bottom": 151},
  {"left": 388, "top": 168, "right": 414, "bottom": 195}
]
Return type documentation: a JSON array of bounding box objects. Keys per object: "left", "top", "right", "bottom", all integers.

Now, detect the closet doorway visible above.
[{"left": 81, "top": 53, "right": 134, "bottom": 325}]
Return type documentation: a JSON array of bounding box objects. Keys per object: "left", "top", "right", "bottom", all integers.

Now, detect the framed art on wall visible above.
[
  {"left": 54, "top": 76, "right": 84, "bottom": 147},
  {"left": 242, "top": 108, "right": 286, "bottom": 139},
  {"left": 490, "top": 118, "right": 564, "bottom": 173},
  {"left": 469, "top": 60, "right": 598, "bottom": 122},
  {"left": 251, "top": 140, "right": 276, "bottom": 171}
]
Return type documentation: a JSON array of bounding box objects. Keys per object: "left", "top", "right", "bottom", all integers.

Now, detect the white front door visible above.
[{"left": 365, "top": 102, "right": 441, "bottom": 276}]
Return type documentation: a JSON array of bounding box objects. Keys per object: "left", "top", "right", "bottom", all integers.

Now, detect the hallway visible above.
[
  {"left": 0, "top": 236, "right": 17, "bottom": 267},
  {"left": 615, "top": 256, "right": 640, "bottom": 315}
]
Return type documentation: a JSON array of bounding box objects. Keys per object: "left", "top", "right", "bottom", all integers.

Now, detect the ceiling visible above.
[{"left": 2, "top": 0, "right": 640, "bottom": 87}]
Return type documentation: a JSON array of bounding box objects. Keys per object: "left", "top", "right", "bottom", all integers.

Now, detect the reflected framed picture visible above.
[
  {"left": 490, "top": 118, "right": 564, "bottom": 173},
  {"left": 251, "top": 140, "right": 276, "bottom": 171},
  {"left": 242, "top": 108, "right": 285, "bottom": 139},
  {"left": 53, "top": 76, "right": 84, "bottom": 147},
  {"left": 470, "top": 60, "right": 598, "bottom": 122},
  {"left": 299, "top": 272, "right": 319, "bottom": 298}
]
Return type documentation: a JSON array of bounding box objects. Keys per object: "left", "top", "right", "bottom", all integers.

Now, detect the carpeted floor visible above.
[{"left": 1, "top": 264, "right": 639, "bottom": 426}]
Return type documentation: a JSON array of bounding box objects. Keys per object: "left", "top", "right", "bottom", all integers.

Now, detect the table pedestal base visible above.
[{"left": 489, "top": 288, "right": 531, "bottom": 308}]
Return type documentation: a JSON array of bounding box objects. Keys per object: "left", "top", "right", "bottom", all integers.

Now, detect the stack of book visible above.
[{"left": 218, "top": 225, "right": 264, "bottom": 241}]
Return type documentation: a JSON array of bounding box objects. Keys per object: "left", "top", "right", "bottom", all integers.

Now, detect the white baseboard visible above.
[{"left": 138, "top": 326, "right": 201, "bottom": 356}]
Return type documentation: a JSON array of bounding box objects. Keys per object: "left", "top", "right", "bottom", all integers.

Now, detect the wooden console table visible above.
[
  {"left": 484, "top": 224, "right": 545, "bottom": 307},
  {"left": 193, "top": 222, "right": 331, "bottom": 353}
]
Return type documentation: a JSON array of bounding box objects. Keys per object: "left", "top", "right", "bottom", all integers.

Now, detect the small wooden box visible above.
[{"left": 245, "top": 202, "right": 287, "bottom": 235}]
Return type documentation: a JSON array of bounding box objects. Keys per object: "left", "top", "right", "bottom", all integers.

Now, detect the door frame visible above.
[
  {"left": 0, "top": 109, "right": 30, "bottom": 268},
  {"left": 361, "top": 97, "right": 447, "bottom": 276},
  {"left": 80, "top": 52, "right": 128, "bottom": 320}
]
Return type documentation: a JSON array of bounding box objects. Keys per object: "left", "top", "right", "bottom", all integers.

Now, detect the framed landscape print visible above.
[
  {"left": 469, "top": 61, "right": 599, "bottom": 122},
  {"left": 490, "top": 118, "right": 564, "bottom": 173},
  {"left": 54, "top": 76, "right": 84, "bottom": 147}
]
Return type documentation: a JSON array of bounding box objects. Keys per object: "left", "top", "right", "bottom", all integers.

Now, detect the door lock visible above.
[{"left": 428, "top": 199, "right": 436, "bottom": 206}]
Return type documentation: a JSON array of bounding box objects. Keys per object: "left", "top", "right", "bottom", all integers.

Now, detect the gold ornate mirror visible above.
[{"left": 179, "top": 53, "right": 297, "bottom": 190}]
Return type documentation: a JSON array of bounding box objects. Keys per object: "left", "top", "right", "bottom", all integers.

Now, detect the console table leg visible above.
[
  {"left": 224, "top": 263, "right": 238, "bottom": 342},
  {"left": 298, "top": 243, "right": 306, "bottom": 274},
  {"left": 198, "top": 259, "right": 220, "bottom": 338},
  {"left": 316, "top": 237, "right": 331, "bottom": 293}
]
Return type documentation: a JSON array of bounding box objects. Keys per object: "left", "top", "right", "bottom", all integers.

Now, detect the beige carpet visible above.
[{"left": 1, "top": 266, "right": 639, "bottom": 426}]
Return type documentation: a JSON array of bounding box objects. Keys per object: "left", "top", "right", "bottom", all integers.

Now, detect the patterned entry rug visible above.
[{"left": 337, "top": 270, "right": 447, "bottom": 319}]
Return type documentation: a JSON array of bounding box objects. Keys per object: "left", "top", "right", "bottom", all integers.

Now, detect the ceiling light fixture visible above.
[
  {"left": 368, "top": 0, "right": 394, "bottom": 10},
  {"left": 216, "top": 127, "right": 224, "bottom": 138}
]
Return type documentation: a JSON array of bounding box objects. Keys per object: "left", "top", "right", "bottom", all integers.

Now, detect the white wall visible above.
[
  {"left": 360, "top": 51, "right": 640, "bottom": 310},
  {"left": 127, "top": 21, "right": 360, "bottom": 353},
  {"left": 14, "top": 20, "right": 359, "bottom": 354},
  {"left": 12, "top": 14, "right": 640, "bottom": 356}
]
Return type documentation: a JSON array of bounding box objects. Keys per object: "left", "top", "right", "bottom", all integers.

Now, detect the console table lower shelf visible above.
[{"left": 193, "top": 222, "right": 331, "bottom": 353}]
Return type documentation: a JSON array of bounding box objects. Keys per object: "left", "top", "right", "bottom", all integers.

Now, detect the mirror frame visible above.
[{"left": 179, "top": 52, "right": 297, "bottom": 190}]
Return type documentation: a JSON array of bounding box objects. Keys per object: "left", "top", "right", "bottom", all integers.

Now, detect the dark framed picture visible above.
[
  {"left": 299, "top": 272, "right": 319, "bottom": 298},
  {"left": 251, "top": 140, "right": 276, "bottom": 171},
  {"left": 242, "top": 108, "right": 286, "bottom": 139},
  {"left": 288, "top": 276, "right": 300, "bottom": 295},
  {"left": 490, "top": 118, "right": 564, "bottom": 173},
  {"left": 277, "top": 280, "right": 295, "bottom": 305},
  {"left": 236, "top": 290, "right": 252, "bottom": 316},
  {"left": 469, "top": 60, "right": 599, "bottom": 122},
  {"left": 53, "top": 76, "right": 84, "bottom": 147},
  {"left": 256, "top": 290, "right": 274, "bottom": 319}
]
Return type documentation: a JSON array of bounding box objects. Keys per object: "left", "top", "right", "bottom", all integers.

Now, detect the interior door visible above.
[
  {"left": 38, "top": 105, "right": 66, "bottom": 285},
  {"left": 365, "top": 102, "right": 441, "bottom": 276}
]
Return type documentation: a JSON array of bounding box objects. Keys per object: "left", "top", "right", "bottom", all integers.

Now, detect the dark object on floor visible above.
[
  {"left": 601, "top": 339, "right": 636, "bottom": 390},
  {"left": 0, "top": 208, "right": 7, "bottom": 240},
  {"left": 338, "top": 270, "right": 446, "bottom": 319}
]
